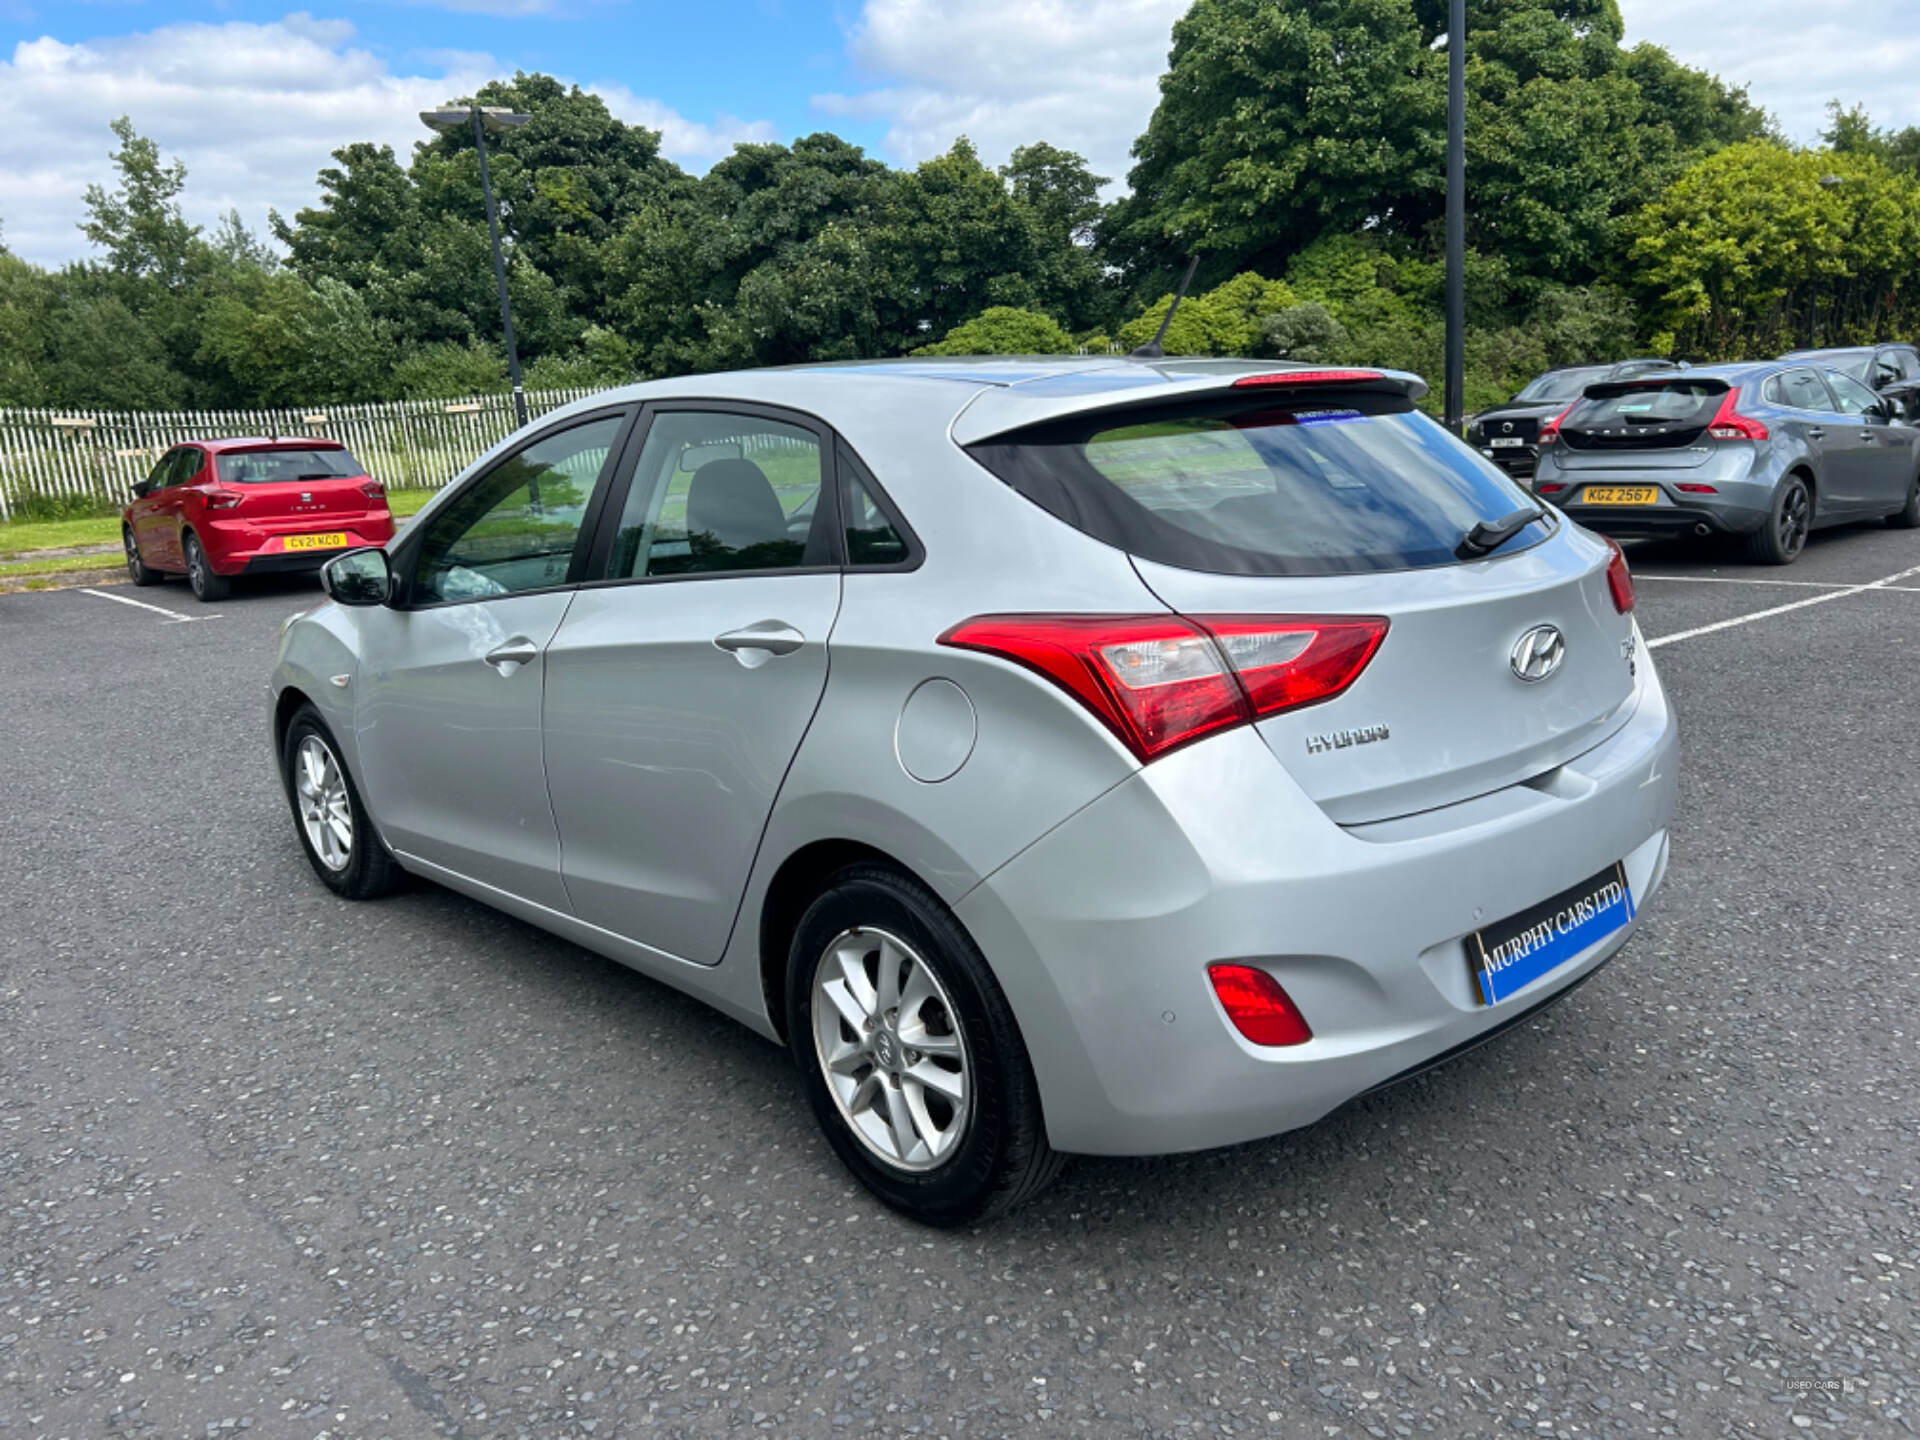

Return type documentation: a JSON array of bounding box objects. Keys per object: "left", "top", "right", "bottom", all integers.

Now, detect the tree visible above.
[
  {"left": 1623, "top": 141, "right": 1920, "bottom": 357},
  {"left": 80, "top": 117, "right": 199, "bottom": 287},
  {"left": 915, "top": 306, "right": 1076, "bottom": 355}
]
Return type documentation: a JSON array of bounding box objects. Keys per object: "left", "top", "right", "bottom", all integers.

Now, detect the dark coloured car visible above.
[
  {"left": 123, "top": 438, "right": 395, "bottom": 602},
  {"left": 1534, "top": 362, "right": 1920, "bottom": 564},
  {"left": 1778, "top": 344, "right": 1920, "bottom": 423},
  {"left": 1467, "top": 359, "right": 1680, "bottom": 482}
]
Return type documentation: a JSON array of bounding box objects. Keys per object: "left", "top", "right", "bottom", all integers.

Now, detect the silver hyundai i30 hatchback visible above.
[{"left": 272, "top": 357, "right": 1678, "bottom": 1225}]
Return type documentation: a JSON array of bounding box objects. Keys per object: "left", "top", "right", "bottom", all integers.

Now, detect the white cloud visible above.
[
  {"left": 815, "top": 0, "right": 1188, "bottom": 191},
  {"left": 593, "top": 85, "right": 778, "bottom": 167},
  {"left": 1617, "top": 0, "right": 1920, "bottom": 142},
  {"left": 0, "top": 14, "right": 775, "bottom": 267}
]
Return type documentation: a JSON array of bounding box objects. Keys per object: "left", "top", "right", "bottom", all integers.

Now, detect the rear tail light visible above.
[
  {"left": 1705, "top": 388, "right": 1768, "bottom": 441},
  {"left": 1675, "top": 482, "right": 1718, "bottom": 494},
  {"left": 204, "top": 486, "right": 243, "bottom": 510},
  {"left": 1536, "top": 403, "right": 1576, "bottom": 447},
  {"left": 1207, "top": 964, "right": 1312, "bottom": 1046},
  {"left": 1231, "top": 369, "right": 1384, "bottom": 388},
  {"left": 938, "top": 612, "right": 1388, "bottom": 762},
  {"left": 360, "top": 479, "right": 387, "bottom": 503},
  {"left": 1602, "top": 537, "right": 1634, "bottom": 615}
]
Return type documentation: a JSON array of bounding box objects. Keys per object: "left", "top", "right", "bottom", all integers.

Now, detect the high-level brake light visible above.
[
  {"left": 1231, "top": 370, "right": 1385, "bottom": 388},
  {"left": 939, "top": 613, "right": 1388, "bottom": 762}
]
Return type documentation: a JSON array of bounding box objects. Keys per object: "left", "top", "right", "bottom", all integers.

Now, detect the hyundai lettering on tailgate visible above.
[{"left": 1466, "top": 863, "right": 1633, "bottom": 1005}]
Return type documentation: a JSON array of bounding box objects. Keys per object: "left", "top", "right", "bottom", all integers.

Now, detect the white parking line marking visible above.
[
  {"left": 79, "top": 588, "right": 220, "bottom": 623},
  {"left": 1646, "top": 562, "right": 1920, "bottom": 649},
  {"left": 1637, "top": 574, "right": 1850, "bottom": 590}
]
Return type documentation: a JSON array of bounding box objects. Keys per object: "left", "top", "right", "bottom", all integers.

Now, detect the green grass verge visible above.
[
  {"left": 0, "top": 488, "right": 440, "bottom": 556},
  {"left": 0, "top": 552, "right": 125, "bottom": 579}
]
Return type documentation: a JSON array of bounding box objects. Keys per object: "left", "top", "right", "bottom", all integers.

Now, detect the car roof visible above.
[
  {"left": 188, "top": 437, "right": 348, "bottom": 453},
  {"left": 570, "top": 356, "right": 1432, "bottom": 448},
  {"left": 1779, "top": 346, "right": 1876, "bottom": 360}
]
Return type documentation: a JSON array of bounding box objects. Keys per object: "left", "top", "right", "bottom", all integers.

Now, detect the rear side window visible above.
[
  {"left": 216, "top": 448, "right": 364, "bottom": 484},
  {"left": 967, "top": 391, "right": 1549, "bottom": 577}
]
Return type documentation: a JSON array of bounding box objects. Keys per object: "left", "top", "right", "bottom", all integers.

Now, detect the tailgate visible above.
[{"left": 1133, "top": 533, "right": 1638, "bottom": 825}]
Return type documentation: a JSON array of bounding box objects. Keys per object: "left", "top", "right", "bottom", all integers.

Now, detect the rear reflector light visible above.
[
  {"left": 1207, "top": 964, "right": 1312, "bottom": 1046},
  {"left": 1536, "top": 403, "right": 1576, "bottom": 447},
  {"left": 1536, "top": 483, "right": 1566, "bottom": 494},
  {"left": 1705, "top": 388, "right": 1768, "bottom": 441},
  {"left": 360, "top": 479, "right": 386, "bottom": 502},
  {"left": 938, "top": 613, "right": 1388, "bottom": 762},
  {"left": 1603, "top": 538, "right": 1634, "bottom": 615},
  {"left": 1231, "top": 369, "right": 1384, "bottom": 388},
  {"left": 1675, "top": 482, "right": 1717, "bottom": 494},
  {"left": 205, "top": 487, "right": 242, "bottom": 510}
]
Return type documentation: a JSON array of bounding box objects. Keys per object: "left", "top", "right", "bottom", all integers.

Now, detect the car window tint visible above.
[
  {"left": 1826, "top": 370, "right": 1882, "bottom": 416},
  {"left": 168, "top": 449, "right": 202, "bottom": 486},
  {"left": 145, "top": 451, "right": 179, "bottom": 490},
  {"left": 413, "top": 416, "right": 620, "bottom": 604},
  {"left": 1896, "top": 350, "right": 1920, "bottom": 382},
  {"left": 217, "top": 448, "right": 363, "bottom": 484},
  {"left": 1780, "top": 370, "right": 1833, "bottom": 412},
  {"left": 605, "top": 411, "right": 827, "bottom": 580},
  {"left": 843, "top": 463, "right": 909, "bottom": 567}
]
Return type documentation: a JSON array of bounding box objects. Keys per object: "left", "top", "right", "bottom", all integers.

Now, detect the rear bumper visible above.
[
  {"left": 955, "top": 637, "right": 1678, "bottom": 1156},
  {"left": 1554, "top": 502, "right": 1754, "bottom": 537},
  {"left": 206, "top": 519, "right": 394, "bottom": 575}
]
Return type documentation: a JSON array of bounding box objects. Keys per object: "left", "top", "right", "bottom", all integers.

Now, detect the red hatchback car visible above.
[{"left": 122, "top": 438, "right": 395, "bottom": 601}]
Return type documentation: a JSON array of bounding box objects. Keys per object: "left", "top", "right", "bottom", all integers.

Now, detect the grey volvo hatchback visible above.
[
  {"left": 273, "top": 358, "right": 1678, "bottom": 1224},
  {"left": 1534, "top": 362, "right": 1920, "bottom": 563}
]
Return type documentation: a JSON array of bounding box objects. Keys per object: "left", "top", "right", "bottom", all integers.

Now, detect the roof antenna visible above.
[{"left": 1131, "top": 253, "right": 1201, "bottom": 359}]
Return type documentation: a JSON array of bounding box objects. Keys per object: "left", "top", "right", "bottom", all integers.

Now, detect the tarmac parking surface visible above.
[{"left": 2, "top": 520, "right": 1916, "bottom": 1438}]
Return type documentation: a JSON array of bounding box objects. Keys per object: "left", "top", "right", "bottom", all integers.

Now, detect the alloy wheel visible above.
[
  {"left": 1779, "top": 483, "right": 1810, "bottom": 558},
  {"left": 811, "top": 927, "right": 971, "bottom": 1172},
  {"left": 187, "top": 539, "right": 206, "bottom": 594},
  {"left": 294, "top": 734, "right": 354, "bottom": 871},
  {"left": 123, "top": 530, "right": 142, "bottom": 580}
]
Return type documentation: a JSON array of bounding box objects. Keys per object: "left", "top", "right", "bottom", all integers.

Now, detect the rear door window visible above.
[
  {"left": 967, "top": 390, "right": 1548, "bottom": 576},
  {"left": 1778, "top": 370, "right": 1835, "bottom": 413}
]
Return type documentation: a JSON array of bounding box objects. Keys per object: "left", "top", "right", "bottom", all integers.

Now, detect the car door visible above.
[
  {"left": 128, "top": 450, "right": 182, "bottom": 566},
  {"left": 351, "top": 409, "right": 632, "bottom": 911},
  {"left": 1772, "top": 369, "right": 1842, "bottom": 503},
  {"left": 150, "top": 448, "right": 202, "bottom": 568},
  {"left": 1823, "top": 369, "right": 1907, "bottom": 512},
  {"left": 541, "top": 403, "right": 845, "bottom": 964},
  {"left": 1877, "top": 347, "right": 1920, "bottom": 424}
]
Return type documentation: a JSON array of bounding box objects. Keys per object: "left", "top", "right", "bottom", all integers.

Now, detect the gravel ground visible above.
[{"left": 1, "top": 523, "right": 1915, "bottom": 1440}]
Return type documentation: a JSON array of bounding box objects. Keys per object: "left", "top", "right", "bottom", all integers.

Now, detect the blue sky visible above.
[{"left": 3, "top": 0, "right": 1918, "bottom": 268}]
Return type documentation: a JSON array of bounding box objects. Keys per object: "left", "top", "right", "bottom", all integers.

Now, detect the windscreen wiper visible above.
[{"left": 1456, "top": 506, "right": 1542, "bottom": 559}]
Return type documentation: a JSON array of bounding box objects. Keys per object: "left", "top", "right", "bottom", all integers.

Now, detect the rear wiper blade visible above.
[{"left": 1456, "top": 506, "right": 1542, "bottom": 559}]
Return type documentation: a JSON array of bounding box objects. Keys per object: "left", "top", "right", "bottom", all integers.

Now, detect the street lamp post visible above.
[
  {"left": 1443, "top": 0, "right": 1466, "bottom": 434},
  {"left": 420, "top": 105, "right": 533, "bottom": 429}
]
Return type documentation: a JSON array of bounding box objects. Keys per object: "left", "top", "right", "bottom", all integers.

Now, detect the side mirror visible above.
[
  {"left": 131, "top": 478, "right": 155, "bottom": 498},
  {"left": 321, "top": 547, "right": 393, "bottom": 607}
]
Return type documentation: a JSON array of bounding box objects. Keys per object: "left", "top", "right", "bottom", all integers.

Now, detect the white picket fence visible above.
[{"left": 0, "top": 388, "right": 604, "bottom": 523}]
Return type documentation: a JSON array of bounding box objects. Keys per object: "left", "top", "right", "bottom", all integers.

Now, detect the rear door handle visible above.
[
  {"left": 714, "top": 621, "right": 805, "bottom": 658},
  {"left": 1806, "top": 428, "right": 1826, "bottom": 440},
  {"left": 484, "top": 638, "right": 539, "bottom": 673}
]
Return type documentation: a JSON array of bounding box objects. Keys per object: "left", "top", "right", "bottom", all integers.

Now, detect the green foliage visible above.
[
  {"left": 390, "top": 341, "right": 508, "bottom": 400},
  {"left": 1114, "top": 272, "right": 1299, "bottom": 354},
  {"left": 1623, "top": 140, "right": 1920, "bottom": 357},
  {"left": 916, "top": 306, "right": 1076, "bottom": 355},
  {"left": 81, "top": 116, "right": 200, "bottom": 286}
]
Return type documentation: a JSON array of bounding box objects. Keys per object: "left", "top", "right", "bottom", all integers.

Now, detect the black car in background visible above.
[
  {"left": 1467, "top": 358, "right": 1680, "bottom": 483},
  {"left": 1778, "top": 344, "right": 1920, "bottom": 423}
]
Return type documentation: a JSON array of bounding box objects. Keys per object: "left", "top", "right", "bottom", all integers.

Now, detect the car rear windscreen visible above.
[
  {"left": 1515, "top": 368, "right": 1607, "bottom": 403},
  {"left": 966, "top": 391, "right": 1551, "bottom": 576},
  {"left": 1560, "top": 380, "right": 1728, "bottom": 448},
  {"left": 215, "top": 448, "right": 365, "bottom": 484}
]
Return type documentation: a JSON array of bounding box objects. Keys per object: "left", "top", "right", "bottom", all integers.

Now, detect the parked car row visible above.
[
  {"left": 270, "top": 357, "right": 1677, "bottom": 1224},
  {"left": 1472, "top": 342, "right": 1920, "bottom": 564}
]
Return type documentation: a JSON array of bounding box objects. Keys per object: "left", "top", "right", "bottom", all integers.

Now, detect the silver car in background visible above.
[
  {"left": 272, "top": 358, "right": 1678, "bottom": 1225},
  {"left": 1535, "top": 362, "right": 1920, "bottom": 563}
]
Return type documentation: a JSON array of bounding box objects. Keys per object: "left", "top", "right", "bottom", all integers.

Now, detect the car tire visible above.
[
  {"left": 1887, "top": 471, "right": 1920, "bottom": 529},
  {"left": 281, "top": 706, "right": 403, "bottom": 900},
  {"left": 123, "top": 526, "right": 161, "bottom": 586},
  {"left": 786, "top": 864, "right": 1064, "bottom": 1226},
  {"left": 1744, "top": 475, "right": 1811, "bottom": 565},
  {"left": 184, "top": 532, "right": 231, "bottom": 602}
]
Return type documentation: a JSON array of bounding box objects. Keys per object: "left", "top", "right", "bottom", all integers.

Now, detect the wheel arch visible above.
[{"left": 757, "top": 838, "right": 935, "bottom": 1043}]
